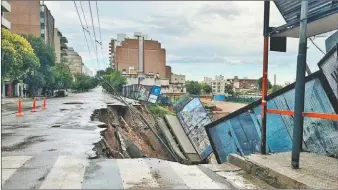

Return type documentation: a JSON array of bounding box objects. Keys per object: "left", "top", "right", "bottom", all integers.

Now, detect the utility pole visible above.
[
  {"left": 292, "top": 0, "right": 308, "bottom": 169},
  {"left": 261, "top": 1, "right": 270, "bottom": 155}
]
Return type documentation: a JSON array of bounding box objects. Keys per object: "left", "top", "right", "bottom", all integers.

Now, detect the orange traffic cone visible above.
[
  {"left": 16, "top": 99, "right": 24, "bottom": 116},
  {"left": 31, "top": 97, "right": 37, "bottom": 112},
  {"left": 42, "top": 97, "right": 47, "bottom": 110}
]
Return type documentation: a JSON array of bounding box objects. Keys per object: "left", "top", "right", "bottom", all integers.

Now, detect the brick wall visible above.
[
  {"left": 116, "top": 38, "right": 167, "bottom": 77},
  {"left": 5, "top": 0, "right": 40, "bottom": 36}
]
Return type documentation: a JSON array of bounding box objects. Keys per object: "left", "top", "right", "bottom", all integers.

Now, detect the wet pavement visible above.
[{"left": 1, "top": 87, "right": 263, "bottom": 189}]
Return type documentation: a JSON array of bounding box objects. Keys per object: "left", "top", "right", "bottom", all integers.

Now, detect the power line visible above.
[
  {"left": 95, "top": 0, "right": 106, "bottom": 68},
  {"left": 309, "top": 37, "right": 326, "bottom": 55},
  {"left": 73, "top": 1, "right": 93, "bottom": 66},
  {"left": 80, "top": 1, "right": 96, "bottom": 59},
  {"left": 88, "top": 1, "right": 100, "bottom": 71}
]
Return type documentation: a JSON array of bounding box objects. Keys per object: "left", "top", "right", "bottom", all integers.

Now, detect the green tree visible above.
[
  {"left": 72, "top": 73, "right": 98, "bottom": 92},
  {"left": 22, "top": 35, "right": 56, "bottom": 95},
  {"left": 101, "top": 70, "right": 127, "bottom": 93},
  {"left": 1, "top": 29, "right": 39, "bottom": 81},
  {"left": 186, "top": 81, "right": 201, "bottom": 95},
  {"left": 257, "top": 77, "right": 272, "bottom": 91},
  {"left": 224, "top": 84, "right": 234, "bottom": 95},
  {"left": 51, "top": 59, "right": 73, "bottom": 90},
  {"left": 268, "top": 85, "right": 283, "bottom": 94},
  {"left": 201, "top": 83, "right": 212, "bottom": 94}
]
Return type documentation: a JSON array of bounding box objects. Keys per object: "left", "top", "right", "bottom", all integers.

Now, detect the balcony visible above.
[
  {"left": 61, "top": 43, "right": 68, "bottom": 49},
  {"left": 61, "top": 50, "right": 68, "bottom": 56},
  {"left": 1, "top": 16, "right": 11, "bottom": 30},
  {"left": 60, "top": 36, "right": 68, "bottom": 43},
  {"left": 1, "top": 1, "right": 11, "bottom": 12}
]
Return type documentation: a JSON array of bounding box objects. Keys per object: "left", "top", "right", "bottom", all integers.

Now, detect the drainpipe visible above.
[{"left": 292, "top": 0, "right": 308, "bottom": 169}]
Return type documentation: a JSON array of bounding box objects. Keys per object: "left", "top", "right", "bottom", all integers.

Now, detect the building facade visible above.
[
  {"left": 203, "top": 75, "right": 230, "bottom": 94},
  {"left": 82, "top": 65, "right": 94, "bottom": 76},
  {"left": 1, "top": 0, "right": 11, "bottom": 30},
  {"left": 111, "top": 32, "right": 167, "bottom": 78},
  {"left": 54, "top": 28, "right": 68, "bottom": 63},
  {"left": 64, "top": 47, "right": 83, "bottom": 75},
  {"left": 232, "top": 76, "right": 258, "bottom": 91},
  {"left": 5, "top": 1, "right": 54, "bottom": 45},
  {"left": 168, "top": 74, "right": 186, "bottom": 94}
]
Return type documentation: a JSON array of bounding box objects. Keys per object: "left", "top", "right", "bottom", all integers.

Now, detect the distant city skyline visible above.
[{"left": 45, "top": 1, "right": 335, "bottom": 84}]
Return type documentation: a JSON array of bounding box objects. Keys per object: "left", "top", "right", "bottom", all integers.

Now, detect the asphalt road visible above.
[{"left": 1, "top": 87, "right": 252, "bottom": 189}]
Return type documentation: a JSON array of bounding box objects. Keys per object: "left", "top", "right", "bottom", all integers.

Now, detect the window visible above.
[
  {"left": 41, "top": 29, "right": 45, "bottom": 34},
  {"left": 40, "top": 18, "right": 44, "bottom": 23}
]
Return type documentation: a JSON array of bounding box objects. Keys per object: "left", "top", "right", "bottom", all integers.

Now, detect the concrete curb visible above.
[{"left": 228, "top": 154, "right": 309, "bottom": 189}]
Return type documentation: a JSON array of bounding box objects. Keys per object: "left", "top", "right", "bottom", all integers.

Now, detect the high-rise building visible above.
[
  {"left": 1, "top": 1, "right": 11, "bottom": 30},
  {"left": 63, "top": 47, "right": 83, "bottom": 74},
  {"left": 203, "top": 75, "right": 230, "bottom": 94},
  {"left": 54, "top": 28, "right": 68, "bottom": 63},
  {"left": 5, "top": 1, "right": 54, "bottom": 45},
  {"left": 110, "top": 32, "right": 167, "bottom": 78}
]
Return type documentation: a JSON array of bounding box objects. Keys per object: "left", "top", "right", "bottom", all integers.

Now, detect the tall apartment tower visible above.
[
  {"left": 5, "top": 1, "right": 55, "bottom": 46},
  {"left": 113, "top": 32, "right": 167, "bottom": 78},
  {"left": 1, "top": 1, "right": 11, "bottom": 30}
]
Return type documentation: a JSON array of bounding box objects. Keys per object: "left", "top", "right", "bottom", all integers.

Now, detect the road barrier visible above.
[
  {"left": 16, "top": 99, "right": 23, "bottom": 117},
  {"left": 31, "top": 97, "right": 37, "bottom": 112}
]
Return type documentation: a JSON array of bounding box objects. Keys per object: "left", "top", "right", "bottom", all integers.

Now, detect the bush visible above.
[
  {"left": 71, "top": 73, "right": 98, "bottom": 92},
  {"left": 148, "top": 104, "right": 175, "bottom": 118}
]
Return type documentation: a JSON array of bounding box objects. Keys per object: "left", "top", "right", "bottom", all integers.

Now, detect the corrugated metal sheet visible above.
[{"left": 274, "top": 0, "right": 334, "bottom": 23}]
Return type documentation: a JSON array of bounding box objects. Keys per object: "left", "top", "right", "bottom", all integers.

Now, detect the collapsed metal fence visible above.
[{"left": 205, "top": 46, "right": 338, "bottom": 164}]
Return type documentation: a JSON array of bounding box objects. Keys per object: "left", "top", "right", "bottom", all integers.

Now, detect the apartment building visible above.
[
  {"left": 1, "top": 0, "right": 11, "bottom": 30},
  {"left": 110, "top": 32, "right": 167, "bottom": 78},
  {"left": 63, "top": 47, "right": 83, "bottom": 74},
  {"left": 54, "top": 28, "right": 68, "bottom": 63},
  {"left": 168, "top": 74, "right": 186, "bottom": 94},
  {"left": 203, "top": 75, "right": 230, "bottom": 94},
  {"left": 5, "top": 1, "right": 54, "bottom": 45},
  {"left": 82, "top": 65, "right": 94, "bottom": 76},
  {"left": 232, "top": 76, "right": 258, "bottom": 91}
]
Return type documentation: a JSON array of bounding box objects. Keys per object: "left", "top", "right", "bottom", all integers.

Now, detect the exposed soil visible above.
[{"left": 90, "top": 103, "right": 172, "bottom": 161}]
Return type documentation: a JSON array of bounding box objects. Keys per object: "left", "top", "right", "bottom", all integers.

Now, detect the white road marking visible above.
[
  {"left": 2, "top": 156, "right": 32, "bottom": 185},
  {"left": 39, "top": 156, "right": 89, "bottom": 189},
  {"left": 117, "top": 159, "right": 159, "bottom": 189},
  {"left": 169, "top": 161, "right": 224, "bottom": 189}
]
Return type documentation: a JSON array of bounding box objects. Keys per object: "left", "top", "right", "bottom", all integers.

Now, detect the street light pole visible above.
[{"left": 292, "top": 0, "right": 308, "bottom": 169}]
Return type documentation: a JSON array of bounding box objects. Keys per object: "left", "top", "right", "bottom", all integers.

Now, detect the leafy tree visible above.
[
  {"left": 101, "top": 70, "right": 127, "bottom": 93},
  {"left": 201, "top": 83, "right": 212, "bottom": 94},
  {"left": 22, "top": 35, "right": 56, "bottom": 95},
  {"left": 51, "top": 60, "right": 73, "bottom": 90},
  {"left": 186, "top": 81, "right": 201, "bottom": 95},
  {"left": 257, "top": 77, "right": 272, "bottom": 91},
  {"left": 1, "top": 29, "right": 39, "bottom": 81},
  {"left": 224, "top": 84, "right": 234, "bottom": 95},
  {"left": 72, "top": 73, "right": 98, "bottom": 92},
  {"left": 268, "top": 85, "right": 284, "bottom": 94}
]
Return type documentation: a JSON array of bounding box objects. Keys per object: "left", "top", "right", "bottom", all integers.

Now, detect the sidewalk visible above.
[
  {"left": 1, "top": 97, "right": 32, "bottom": 105},
  {"left": 228, "top": 152, "right": 338, "bottom": 189}
]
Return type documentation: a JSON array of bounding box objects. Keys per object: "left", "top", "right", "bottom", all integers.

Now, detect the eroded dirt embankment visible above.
[{"left": 91, "top": 104, "right": 172, "bottom": 161}]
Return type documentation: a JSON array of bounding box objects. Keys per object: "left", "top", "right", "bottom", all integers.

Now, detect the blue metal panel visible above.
[
  {"left": 265, "top": 100, "right": 293, "bottom": 152},
  {"left": 274, "top": 0, "right": 334, "bottom": 23},
  {"left": 229, "top": 117, "right": 252, "bottom": 155},
  {"left": 237, "top": 112, "right": 261, "bottom": 154},
  {"left": 208, "top": 121, "right": 242, "bottom": 163}
]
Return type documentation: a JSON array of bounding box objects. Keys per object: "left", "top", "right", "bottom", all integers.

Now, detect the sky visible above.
[{"left": 44, "top": 1, "right": 335, "bottom": 85}]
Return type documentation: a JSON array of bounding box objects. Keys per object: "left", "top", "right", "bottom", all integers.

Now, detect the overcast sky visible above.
[{"left": 45, "top": 1, "right": 335, "bottom": 85}]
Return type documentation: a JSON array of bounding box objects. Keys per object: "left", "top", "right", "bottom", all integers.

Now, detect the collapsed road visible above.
[{"left": 1, "top": 87, "right": 272, "bottom": 189}]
